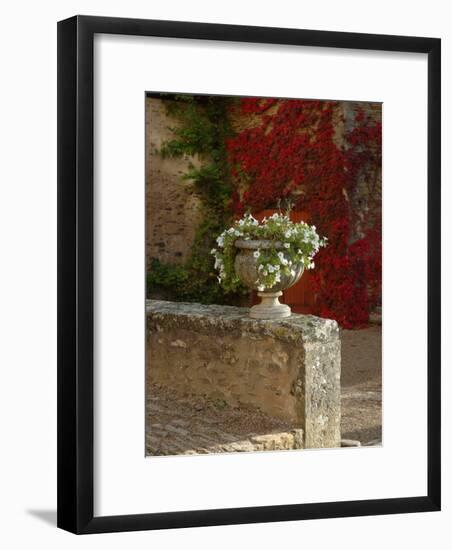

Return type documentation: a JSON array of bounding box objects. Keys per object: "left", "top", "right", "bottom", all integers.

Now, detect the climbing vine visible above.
[
  {"left": 147, "top": 94, "right": 245, "bottom": 304},
  {"left": 226, "top": 98, "right": 382, "bottom": 328},
  {"left": 148, "top": 94, "right": 382, "bottom": 327}
]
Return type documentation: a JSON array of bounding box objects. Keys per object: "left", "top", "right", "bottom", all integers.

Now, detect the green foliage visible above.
[
  {"left": 147, "top": 94, "right": 246, "bottom": 304},
  {"left": 160, "top": 95, "right": 235, "bottom": 217},
  {"left": 212, "top": 211, "right": 327, "bottom": 293},
  {"left": 147, "top": 259, "right": 189, "bottom": 289},
  {"left": 147, "top": 257, "right": 242, "bottom": 305}
]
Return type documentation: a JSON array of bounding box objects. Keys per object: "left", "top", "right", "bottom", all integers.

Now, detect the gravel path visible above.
[
  {"left": 146, "top": 325, "right": 382, "bottom": 455},
  {"left": 146, "top": 385, "right": 303, "bottom": 455},
  {"left": 340, "top": 326, "right": 382, "bottom": 444}
]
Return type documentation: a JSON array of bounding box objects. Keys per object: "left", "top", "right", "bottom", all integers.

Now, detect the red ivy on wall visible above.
[{"left": 226, "top": 98, "right": 382, "bottom": 328}]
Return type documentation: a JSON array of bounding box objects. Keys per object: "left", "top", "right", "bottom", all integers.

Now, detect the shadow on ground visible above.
[
  {"left": 27, "top": 509, "right": 57, "bottom": 526},
  {"left": 146, "top": 325, "right": 382, "bottom": 455}
]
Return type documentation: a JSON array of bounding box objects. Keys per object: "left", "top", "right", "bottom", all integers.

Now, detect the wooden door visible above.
[{"left": 252, "top": 209, "right": 317, "bottom": 314}]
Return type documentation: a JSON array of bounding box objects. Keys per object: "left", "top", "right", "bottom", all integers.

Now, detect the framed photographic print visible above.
[{"left": 57, "top": 15, "right": 441, "bottom": 534}]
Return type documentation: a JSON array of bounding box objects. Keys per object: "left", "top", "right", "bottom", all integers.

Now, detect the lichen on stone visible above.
[{"left": 146, "top": 299, "right": 339, "bottom": 344}]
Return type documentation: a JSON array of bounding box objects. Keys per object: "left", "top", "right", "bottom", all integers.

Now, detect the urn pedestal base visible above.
[{"left": 249, "top": 291, "right": 291, "bottom": 320}]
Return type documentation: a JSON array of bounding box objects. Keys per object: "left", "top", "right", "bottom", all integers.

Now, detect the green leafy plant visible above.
[
  {"left": 211, "top": 211, "right": 327, "bottom": 292},
  {"left": 147, "top": 95, "right": 246, "bottom": 304},
  {"left": 146, "top": 258, "right": 228, "bottom": 304}
]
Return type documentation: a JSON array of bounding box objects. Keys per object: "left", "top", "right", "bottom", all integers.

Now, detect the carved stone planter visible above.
[{"left": 234, "top": 239, "right": 304, "bottom": 320}]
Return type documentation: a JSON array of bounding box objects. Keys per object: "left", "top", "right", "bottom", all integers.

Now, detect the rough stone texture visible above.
[
  {"left": 341, "top": 384, "right": 382, "bottom": 443},
  {"left": 146, "top": 98, "right": 381, "bottom": 313},
  {"left": 146, "top": 299, "right": 341, "bottom": 448},
  {"left": 146, "top": 98, "right": 203, "bottom": 268},
  {"left": 146, "top": 98, "right": 381, "bottom": 269},
  {"left": 145, "top": 324, "right": 381, "bottom": 455},
  {"left": 146, "top": 384, "right": 304, "bottom": 456},
  {"left": 342, "top": 102, "right": 382, "bottom": 244},
  {"left": 340, "top": 325, "right": 382, "bottom": 444}
]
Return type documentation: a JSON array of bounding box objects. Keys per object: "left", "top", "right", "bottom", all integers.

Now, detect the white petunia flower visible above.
[
  {"left": 253, "top": 250, "right": 260, "bottom": 258},
  {"left": 257, "top": 285, "right": 265, "bottom": 292},
  {"left": 284, "top": 243, "right": 290, "bottom": 249}
]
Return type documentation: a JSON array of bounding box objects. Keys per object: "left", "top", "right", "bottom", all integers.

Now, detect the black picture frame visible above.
[{"left": 57, "top": 15, "right": 441, "bottom": 534}]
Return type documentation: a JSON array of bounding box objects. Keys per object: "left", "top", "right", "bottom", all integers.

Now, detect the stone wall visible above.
[
  {"left": 343, "top": 102, "right": 382, "bottom": 243},
  {"left": 146, "top": 300, "right": 341, "bottom": 449},
  {"left": 146, "top": 97, "right": 203, "bottom": 269},
  {"left": 146, "top": 97, "right": 381, "bottom": 266}
]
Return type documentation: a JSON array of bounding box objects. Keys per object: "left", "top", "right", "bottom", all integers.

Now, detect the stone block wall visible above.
[
  {"left": 145, "top": 97, "right": 203, "bottom": 269},
  {"left": 343, "top": 101, "right": 382, "bottom": 243},
  {"left": 146, "top": 300, "right": 341, "bottom": 448},
  {"left": 146, "top": 97, "right": 381, "bottom": 267}
]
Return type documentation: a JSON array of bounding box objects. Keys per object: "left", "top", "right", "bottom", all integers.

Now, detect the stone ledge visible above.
[
  {"left": 146, "top": 299, "right": 339, "bottom": 344},
  {"left": 146, "top": 300, "right": 341, "bottom": 449}
]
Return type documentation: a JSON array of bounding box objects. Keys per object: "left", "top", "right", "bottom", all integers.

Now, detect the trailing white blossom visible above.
[{"left": 212, "top": 210, "right": 327, "bottom": 293}]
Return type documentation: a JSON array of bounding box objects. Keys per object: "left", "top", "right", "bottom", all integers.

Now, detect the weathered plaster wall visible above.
[
  {"left": 146, "top": 98, "right": 381, "bottom": 266},
  {"left": 146, "top": 300, "right": 341, "bottom": 449},
  {"left": 343, "top": 102, "right": 382, "bottom": 243},
  {"left": 145, "top": 97, "right": 203, "bottom": 268}
]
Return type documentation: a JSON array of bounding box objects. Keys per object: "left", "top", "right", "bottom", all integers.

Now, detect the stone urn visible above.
[{"left": 234, "top": 239, "right": 304, "bottom": 320}]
